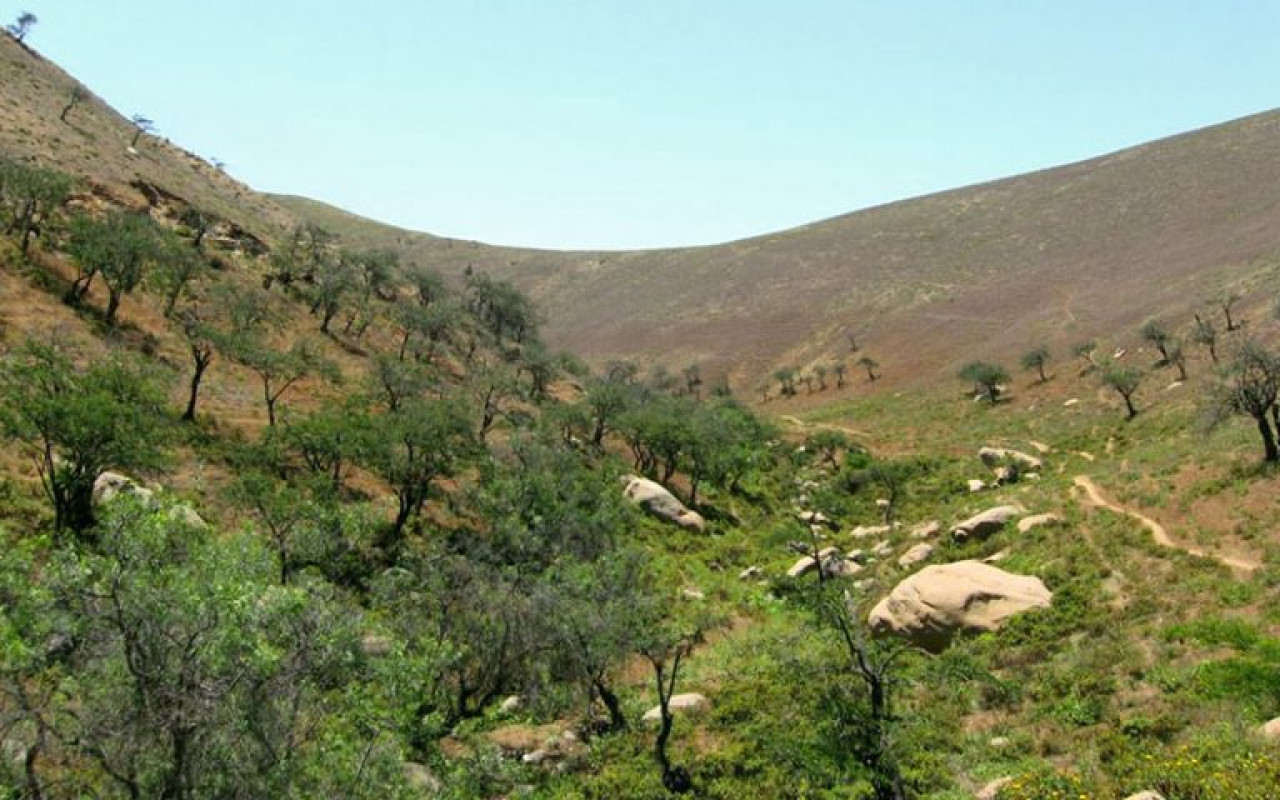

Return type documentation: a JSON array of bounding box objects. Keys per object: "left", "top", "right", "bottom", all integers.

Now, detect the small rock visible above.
[
  {"left": 499, "top": 695, "right": 523, "bottom": 715},
  {"left": 738, "top": 566, "right": 762, "bottom": 580},
  {"left": 1017, "top": 513, "right": 1062, "bottom": 533},
  {"left": 1122, "top": 793, "right": 1166, "bottom": 800},
  {"left": 983, "top": 549, "right": 1011, "bottom": 563},
  {"left": 1166, "top": 381, "right": 1183, "bottom": 391},
  {"left": 818, "top": 546, "right": 840, "bottom": 560},
  {"left": 911, "top": 520, "right": 941, "bottom": 539},
  {"left": 846, "top": 549, "right": 867, "bottom": 564},
  {"left": 1064, "top": 398, "right": 1079, "bottom": 407},
  {"left": 976, "top": 776, "right": 1013, "bottom": 800},
  {"left": 967, "top": 479, "right": 987, "bottom": 493},
  {"left": 403, "top": 762, "right": 442, "bottom": 792},
  {"left": 360, "top": 634, "right": 393, "bottom": 658},
  {"left": 979, "top": 447, "right": 1043, "bottom": 471},
  {"left": 988, "top": 736, "right": 1011, "bottom": 748},
  {"left": 898, "top": 543, "right": 934, "bottom": 568},
  {"left": 788, "top": 557, "right": 818, "bottom": 578},
  {"left": 992, "top": 465, "right": 1018, "bottom": 485},
  {"left": 522, "top": 749, "right": 551, "bottom": 765},
  {"left": 872, "top": 540, "right": 893, "bottom": 557},
  {"left": 952, "top": 505, "right": 1023, "bottom": 541},
  {"left": 1259, "top": 716, "right": 1280, "bottom": 739},
  {"left": 642, "top": 693, "right": 709, "bottom": 722},
  {"left": 1113, "top": 348, "right": 1127, "bottom": 359},
  {"left": 681, "top": 588, "right": 706, "bottom": 601},
  {"left": 851, "top": 524, "right": 892, "bottom": 538}
]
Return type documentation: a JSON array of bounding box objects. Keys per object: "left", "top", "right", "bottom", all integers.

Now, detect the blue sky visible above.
[{"left": 16, "top": 1, "right": 1280, "bottom": 249}]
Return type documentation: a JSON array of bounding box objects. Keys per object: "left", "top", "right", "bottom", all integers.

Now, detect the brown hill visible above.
[
  {"left": 278, "top": 111, "right": 1280, "bottom": 390},
  {"left": 6, "top": 29, "right": 1280, "bottom": 391}
]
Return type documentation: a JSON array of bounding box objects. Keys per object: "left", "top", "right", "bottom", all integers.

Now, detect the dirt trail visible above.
[
  {"left": 779, "top": 415, "right": 868, "bottom": 439},
  {"left": 1072, "top": 475, "right": 1261, "bottom": 574}
]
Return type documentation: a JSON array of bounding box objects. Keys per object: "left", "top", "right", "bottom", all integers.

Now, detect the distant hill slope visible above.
[
  {"left": 0, "top": 34, "right": 294, "bottom": 242},
  {"left": 5, "top": 29, "right": 1279, "bottom": 390},
  {"left": 278, "top": 110, "right": 1280, "bottom": 389}
]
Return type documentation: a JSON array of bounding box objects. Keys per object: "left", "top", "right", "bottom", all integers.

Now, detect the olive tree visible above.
[
  {"left": 1101, "top": 365, "right": 1144, "bottom": 420},
  {"left": 0, "top": 157, "right": 72, "bottom": 256},
  {"left": 66, "top": 211, "right": 163, "bottom": 324},
  {"left": 1020, "top": 345, "right": 1051, "bottom": 382},
  {"left": 6, "top": 11, "right": 36, "bottom": 42}
]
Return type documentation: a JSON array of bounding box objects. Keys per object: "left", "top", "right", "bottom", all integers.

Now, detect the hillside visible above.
[{"left": 278, "top": 111, "right": 1280, "bottom": 392}]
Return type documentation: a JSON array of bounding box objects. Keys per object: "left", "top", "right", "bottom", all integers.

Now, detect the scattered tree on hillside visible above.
[
  {"left": 1203, "top": 340, "right": 1280, "bottom": 462},
  {"left": 1020, "top": 345, "right": 1051, "bottom": 383},
  {"left": 0, "top": 157, "right": 73, "bottom": 256},
  {"left": 267, "top": 223, "right": 332, "bottom": 289},
  {"left": 858, "top": 356, "right": 880, "bottom": 382},
  {"left": 958, "top": 361, "right": 1008, "bottom": 404},
  {"left": 682, "top": 364, "right": 703, "bottom": 398},
  {"left": 0, "top": 338, "right": 169, "bottom": 535},
  {"left": 1219, "top": 290, "right": 1242, "bottom": 332},
  {"left": 639, "top": 617, "right": 711, "bottom": 795},
  {"left": 1140, "top": 318, "right": 1172, "bottom": 363},
  {"left": 128, "top": 114, "right": 155, "bottom": 148},
  {"left": 177, "top": 308, "right": 216, "bottom": 422},
  {"left": 846, "top": 332, "right": 860, "bottom": 352},
  {"left": 1101, "top": 364, "right": 1144, "bottom": 420},
  {"left": 1166, "top": 338, "right": 1188, "bottom": 381},
  {"left": 66, "top": 211, "right": 163, "bottom": 324},
  {"left": 150, "top": 230, "right": 209, "bottom": 316},
  {"left": 59, "top": 85, "right": 88, "bottom": 123},
  {"left": 178, "top": 206, "right": 212, "bottom": 250},
  {"left": 1193, "top": 313, "right": 1219, "bottom": 363},
  {"left": 814, "top": 364, "right": 829, "bottom": 391},
  {"left": 833, "top": 361, "right": 848, "bottom": 388},
  {"left": 231, "top": 338, "right": 335, "bottom": 427},
  {"left": 6, "top": 11, "right": 37, "bottom": 42},
  {"left": 773, "top": 367, "right": 798, "bottom": 397},
  {"left": 1072, "top": 339, "right": 1099, "bottom": 372}
]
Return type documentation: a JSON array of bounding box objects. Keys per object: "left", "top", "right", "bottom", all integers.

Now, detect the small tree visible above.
[
  {"left": 0, "top": 157, "right": 72, "bottom": 255},
  {"left": 176, "top": 308, "right": 216, "bottom": 422},
  {"left": 66, "top": 211, "right": 162, "bottom": 324},
  {"left": 6, "top": 11, "right": 36, "bottom": 42},
  {"left": 1219, "top": 290, "right": 1242, "bottom": 332},
  {"left": 1101, "top": 365, "right": 1144, "bottom": 420},
  {"left": 1193, "top": 314, "right": 1219, "bottom": 363},
  {"left": 773, "top": 367, "right": 797, "bottom": 397},
  {"left": 1203, "top": 340, "right": 1280, "bottom": 462},
  {"left": 958, "top": 361, "right": 1008, "bottom": 404},
  {"left": 858, "top": 356, "right": 880, "bottom": 382},
  {"left": 1072, "top": 340, "right": 1099, "bottom": 372},
  {"left": 1166, "top": 338, "right": 1188, "bottom": 381},
  {"left": 814, "top": 364, "right": 829, "bottom": 391},
  {"left": 638, "top": 617, "right": 711, "bottom": 794},
  {"left": 128, "top": 114, "right": 155, "bottom": 148},
  {"left": 833, "top": 361, "right": 848, "bottom": 388},
  {"left": 1020, "top": 345, "right": 1051, "bottom": 382},
  {"left": 231, "top": 338, "right": 334, "bottom": 427},
  {"left": 0, "top": 338, "right": 169, "bottom": 535},
  {"left": 59, "top": 86, "right": 89, "bottom": 123},
  {"left": 1141, "top": 318, "right": 1172, "bottom": 363},
  {"left": 150, "top": 230, "right": 209, "bottom": 316}
]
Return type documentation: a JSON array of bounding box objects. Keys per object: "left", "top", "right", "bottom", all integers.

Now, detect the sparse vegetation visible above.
[{"left": 958, "top": 360, "right": 1008, "bottom": 404}]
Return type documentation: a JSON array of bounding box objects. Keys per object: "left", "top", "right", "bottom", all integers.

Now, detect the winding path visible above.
[{"left": 1072, "top": 475, "right": 1261, "bottom": 574}]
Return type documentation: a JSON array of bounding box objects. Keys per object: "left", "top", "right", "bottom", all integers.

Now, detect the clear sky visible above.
[{"left": 15, "top": 1, "right": 1280, "bottom": 249}]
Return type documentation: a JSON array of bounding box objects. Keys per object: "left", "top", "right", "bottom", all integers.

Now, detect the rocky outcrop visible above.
[
  {"left": 976, "top": 777, "right": 1012, "bottom": 800},
  {"left": 951, "top": 505, "right": 1022, "bottom": 541},
  {"left": 1259, "top": 716, "right": 1280, "bottom": 739},
  {"left": 868, "top": 561, "right": 1052, "bottom": 651},
  {"left": 93, "top": 471, "right": 155, "bottom": 505},
  {"left": 622, "top": 476, "right": 705, "bottom": 532}
]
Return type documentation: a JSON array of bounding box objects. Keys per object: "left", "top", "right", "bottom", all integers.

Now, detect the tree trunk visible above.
[
  {"left": 182, "top": 355, "right": 210, "bottom": 422},
  {"left": 1257, "top": 414, "right": 1279, "bottom": 463},
  {"left": 595, "top": 680, "right": 627, "bottom": 732},
  {"left": 105, "top": 289, "right": 122, "bottom": 325},
  {"left": 1123, "top": 393, "right": 1137, "bottom": 420}
]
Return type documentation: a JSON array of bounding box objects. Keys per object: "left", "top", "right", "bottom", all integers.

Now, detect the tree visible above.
[
  {"left": 773, "top": 367, "right": 797, "bottom": 397},
  {"left": 1203, "top": 340, "right": 1280, "bottom": 462},
  {"left": 276, "top": 400, "right": 374, "bottom": 492},
  {"left": 1166, "top": 338, "right": 1188, "bottom": 381},
  {"left": 176, "top": 307, "right": 216, "bottom": 422},
  {"left": 178, "top": 206, "right": 212, "bottom": 250},
  {"left": 638, "top": 615, "right": 712, "bottom": 794},
  {"left": 6, "top": 11, "right": 36, "bottom": 42},
  {"left": 1219, "top": 290, "right": 1242, "bottom": 331},
  {"left": 59, "top": 85, "right": 88, "bottom": 123},
  {"left": 682, "top": 364, "right": 703, "bottom": 398},
  {"left": 1072, "top": 340, "right": 1099, "bottom": 372},
  {"left": 267, "top": 223, "right": 332, "bottom": 289},
  {"left": 225, "top": 336, "right": 334, "bottom": 426},
  {"left": 0, "top": 157, "right": 72, "bottom": 256},
  {"left": 1140, "top": 318, "right": 1172, "bottom": 363},
  {"left": 128, "top": 114, "right": 155, "bottom": 148},
  {"left": 1193, "top": 313, "right": 1219, "bottom": 363},
  {"left": 364, "top": 395, "right": 476, "bottom": 550},
  {"left": 833, "top": 361, "right": 848, "bottom": 388},
  {"left": 958, "top": 361, "right": 1008, "bottom": 404},
  {"left": 1020, "top": 345, "right": 1051, "bottom": 383},
  {"left": 0, "top": 338, "right": 169, "bottom": 535},
  {"left": 150, "top": 229, "right": 209, "bottom": 316},
  {"left": 66, "top": 211, "right": 163, "bottom": 324},
  {"left": 858, "top": 356, "right": 880, "bottom": 382},
  {"left": 814, "top": 364, "right": 829, "bottom": 391},
  {"left": 1101, "top": 365, "right": 1144, "bottom": 420}
]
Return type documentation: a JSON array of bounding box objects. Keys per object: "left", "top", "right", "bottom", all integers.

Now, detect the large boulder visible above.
[
  {"left": 642, "top": 693, "right": 709, "bottom": 722},
  {"left": 979, "top": 447, "right": 1043, "bottom": 472},
  {"left": 1259, "top": 716, "right": 1280, "bottom": 739},
  {"left": 951, "top": 505, "right": 1023, "bottom": 541},
  {"left": 868, "top": 561, "right": 1052, "bottom": 651},
  {"left": 622, "top": 476, "right": 705, "bottom": 532}
]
